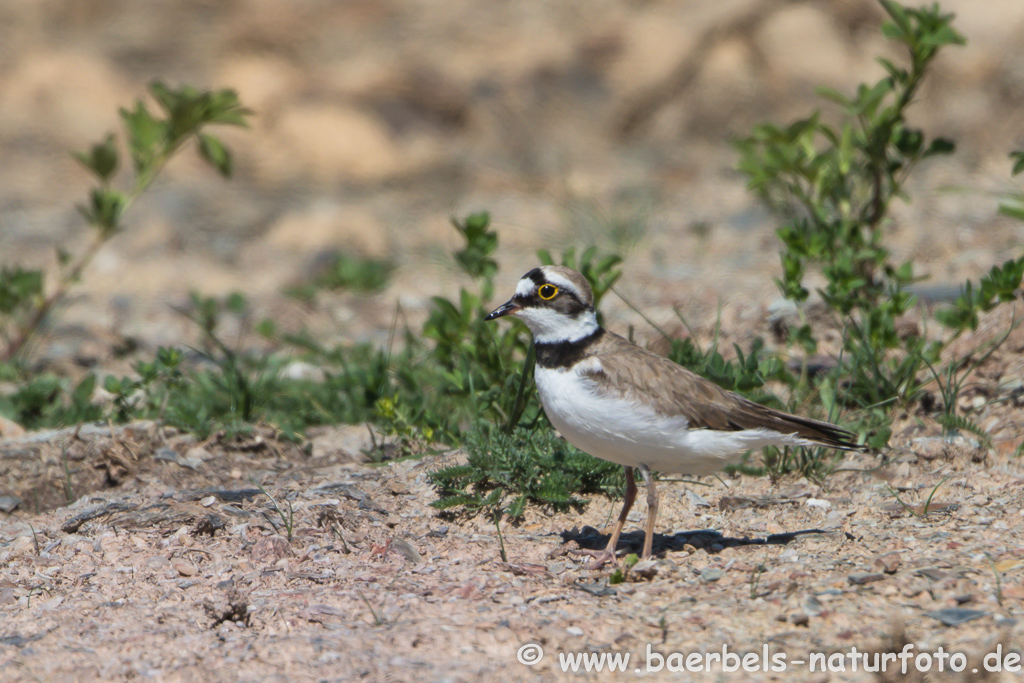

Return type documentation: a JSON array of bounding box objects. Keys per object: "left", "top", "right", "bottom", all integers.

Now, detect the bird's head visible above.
[{"left": 485, "top": 265, "right": 599, "bottom": 343}]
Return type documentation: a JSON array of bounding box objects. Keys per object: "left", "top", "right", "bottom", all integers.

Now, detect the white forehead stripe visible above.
[
  {"left": 542, "top": 271, "right": 583, "bottom": 298},
  {"left": 515, "top": 278, "right": 535, "bottom": 297}
]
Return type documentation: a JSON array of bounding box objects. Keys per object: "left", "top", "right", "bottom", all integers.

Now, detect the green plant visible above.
[
  {"left": 0, "top": 82, "right": 250, "bottom": 363},
  {"left": 357, "top": 590, "right": 385, "bottom": 626},
  {"left": 61, "top": 449, "right": 75, "bottom": 505},
  {"left": 935, "top": 256, "right": 1024, "bottom": 333},
  {"left": 749, "top": 563, "right": 767, "bottom": 599},
  {"left": 421, "top": 213, "right": 534, "bottom": 429},
  {"left": 429, "top": 426, "right": 624, "bottom": 520},
  {"left": 493, "top": 508, "right": 509, "bottom": 563},
  {"left": 287, "top": 253, "right": 395, "bottom": 302},
  {"left": 104, "top": 347, "right": 186, "bottom": 423},
  {"left": 887, "top": 476, "right": 950, "bottom": 518},
  {"left": 0, "top": 373, "right": 102, "bottom": 430},
  {"left": 995, "top": 150, "right": 1024, "bottom": 221},
  {"left": 374, "top": 395, "right": 435, "bottom": 458},
  {"left": 29, "top": 524, "right": 41, "bottom": 555},
  {"left": 736, "top": 0, "right": 964, "bottom": 417},
  {"left": 98, "top": 293, "right": 356, "bottom": 439},
  {"left": 316, "top": 253, "right": 394, "bottom": 294},
  {"left": 729, "top": 0, "right": 1024, "bottom": 461},
  {"left": 917, "top": 319, "right": 1016, "bottom": 446},
  {"left": 188, "top": 294, "right": 277, "bottom": 421},
  {"left": 608, "top": 553, "right": 640, "bottom": 585},
  {"left": 985, "top": 553, "right": 1004, "bottom": 607},
  {"left": 251, "top": 478, "right": 295, "bottom": 541}
]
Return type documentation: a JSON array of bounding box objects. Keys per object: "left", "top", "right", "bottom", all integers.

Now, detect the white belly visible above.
[{"left": 534, "top": 363, "right": 805, "bottom": 475}]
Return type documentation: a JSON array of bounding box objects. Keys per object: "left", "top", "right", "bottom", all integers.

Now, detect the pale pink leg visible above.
[{"left": 572, "top": 466, "right": 636, "bottom": 569}]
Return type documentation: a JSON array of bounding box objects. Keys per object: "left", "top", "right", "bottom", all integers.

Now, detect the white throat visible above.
[{"left": 515, "top": 308, "right": 599, "bottom": 344}]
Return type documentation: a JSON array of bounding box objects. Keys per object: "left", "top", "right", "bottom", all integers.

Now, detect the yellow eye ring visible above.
[{"left": 538, "top": 284, "right": 558, "bottom": 300}]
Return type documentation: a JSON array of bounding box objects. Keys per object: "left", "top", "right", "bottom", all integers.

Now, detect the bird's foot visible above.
[{"left": 570, "top": 547, "right": 620, "bottom": 570}]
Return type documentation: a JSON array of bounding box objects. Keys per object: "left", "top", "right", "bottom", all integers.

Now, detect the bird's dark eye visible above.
[{"left": 538, "top": 284, "right": 558, "bottom": 300}]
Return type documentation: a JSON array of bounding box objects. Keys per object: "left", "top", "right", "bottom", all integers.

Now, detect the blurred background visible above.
[{"left": 1, "top": 0, "right": 1023, "bottom": 365}]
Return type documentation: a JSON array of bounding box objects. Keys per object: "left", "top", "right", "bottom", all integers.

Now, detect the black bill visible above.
[{"left": 485, "top": 299, "right": 521, "bottom": 320}]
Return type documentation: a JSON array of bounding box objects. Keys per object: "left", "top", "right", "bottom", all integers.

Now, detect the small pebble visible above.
[
  {"left": 685, "top": 490, "right": 710, "bottom": 507},
  {"left": 700, "top": 567, "right": 725, "bottom": 582},
  {"left": 566, "top": 626, "right": 584, "bottom": 636},
  {"left": 631, "top": 559, "right": 659, "bottom": 579},
  {"left": 925, "top": 608, "right": 987, "bottom": 627},
  {"left": 873, "top": 552, "right": 901, "bottom": 574},
  {"left": 172, "top": 559, "right": 198, "bottom": 577},
  {"left": 848, "top": 572, "right": 885, "bottom": 585}
]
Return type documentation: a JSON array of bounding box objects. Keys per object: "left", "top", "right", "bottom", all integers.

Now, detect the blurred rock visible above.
[
  {"left": 0, "top": 416, "right": 25, "bottom": 439},
  {"left": 758, "top": 5, "right": 849, "bottom": 86},
  {"left": 265, "top": 104, "right": 404, "bottom": 183},
  {"left": 264, "top": 202, "right": 389, "bottom": 257},
  {"left": 0, "top": 51, "right": 130, "bottom": 144},
  {"left": 307, "top": 424, "right": 376, "bottom": 462},
  {"left": 215, "top": 55, "right": 303, "bottom": 111},
  {"left": 251, "top": 534, "right": 293, "bottom": 564}
]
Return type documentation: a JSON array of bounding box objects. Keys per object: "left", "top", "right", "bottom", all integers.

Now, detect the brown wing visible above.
[{"left": 580, "top": 332, "right": 864, "bottom": 451}]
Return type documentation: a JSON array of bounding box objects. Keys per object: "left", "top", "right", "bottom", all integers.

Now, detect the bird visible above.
[{"left": 485, "top": 265, "right": 866, "bottom": 568}]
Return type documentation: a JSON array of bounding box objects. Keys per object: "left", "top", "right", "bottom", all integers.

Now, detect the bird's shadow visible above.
[{"left": 561, "top": 525, "right": 832, "bottom": 557}]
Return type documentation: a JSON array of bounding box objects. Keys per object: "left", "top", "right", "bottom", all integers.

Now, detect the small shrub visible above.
[
  {"left": 1, "top": 81, "right": 251, "bottom": 364},
  {"left": 429, "top": 426, "right": 625, "bottom": 520}
]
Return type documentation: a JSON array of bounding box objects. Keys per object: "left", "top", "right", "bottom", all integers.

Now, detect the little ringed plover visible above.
[{"left": 486, "top": 265, "right": 866, "bottom": 567}]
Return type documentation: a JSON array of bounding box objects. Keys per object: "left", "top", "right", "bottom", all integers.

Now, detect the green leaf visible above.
[
  {"left": 256, "top": 318, "right": 277, "bottom": 339},
  {"left": 894, "top": 127, "right": 923, "bottom": 157},
  {"left": 103, "top": 375, "right": 122, "bottom": 394},
  {"left": 920, "top": 24, "right": 966, "bottom": 48},
  {"left": 815, "top": 86, "right": 850, "bottom": 108},
  {"left": 205, "top": 88, "right": 253, "bottom": 127},
  {"left": 923, "top": 137, "right": 956, "bottom": 158},
  {"left": 0, "top": 267, "right": 44, "bottom": 314},
  {"left": 78, "top": 188, "right": 125, "bottom": 235},
  {"left": 120, "top": 101, "right": 167, "bottom": 171},
  {"left": 148, "top": 81, "right": 180, "bottom": 116},
  {"left": 1010, "top": 150, "right": 1024, "bottom": 176},
  {"left": 998, "top": 200, "right": 1024, "bottom": 221},
  {"left": 198, "top": 133, "right": 232, "bottom": 177},
  {"left": 225, "top": 292, "right": 248, "bottom": 315},
  {"left": 72, "top": 133, "right": 119, "bottom": 182},
  {"left": 875, "top": 58, "right": 908, "bottom": 83},
  {"left": 71, "top": 374, "right": 97, "bottom": 409},
  {"left": 879, "top": 0, "right": 911, "bottom": 33},
  {"left": 452, "top": 212, "right": 498, "bottom": 280}
]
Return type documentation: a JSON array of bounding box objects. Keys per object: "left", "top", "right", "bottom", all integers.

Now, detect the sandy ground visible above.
[{"left": 2, "top": 301, "right": 1024, "bottom": 682}]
